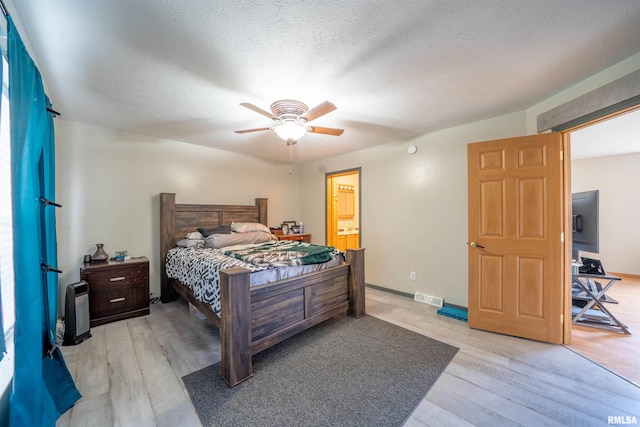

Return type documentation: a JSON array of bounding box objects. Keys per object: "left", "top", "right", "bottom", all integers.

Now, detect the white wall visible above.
[
  {"left": 55, "top": 120, "right": 301, "bottom": 308},
  {"left": 300, "top": 112, "right": 526, "bottom": 307},
  {"left": 571, "top": 153, "right": 640, "bottom": 275}
]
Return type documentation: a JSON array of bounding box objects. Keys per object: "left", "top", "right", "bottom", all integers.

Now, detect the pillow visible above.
[
  {"left": 176, "top": 238, "right": 204, "bottom": 248},
  {"left": 230, "top": 222, "right": 270, "bottom": 234},
  {"left": 198, "top": 225, "right": 231, "bottom": 237},
  {"left": 185, "top": 231, "right": 204, "bottom": 240},
  {"left": 204, "top": 231, "right": 276, "bottom": 249}
]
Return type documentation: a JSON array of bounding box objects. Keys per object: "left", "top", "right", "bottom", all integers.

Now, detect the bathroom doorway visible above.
[{"left": 326, "top": 168, "right": 361, "bottom": 252}]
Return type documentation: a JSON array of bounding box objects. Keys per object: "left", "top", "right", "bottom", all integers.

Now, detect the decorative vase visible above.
[{"left": 91, "top": 243, "right": 109, "bottom": 262}]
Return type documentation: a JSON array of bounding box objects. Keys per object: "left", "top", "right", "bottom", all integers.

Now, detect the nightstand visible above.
[
  {"left": 278, "top": 233, "right": 311, "bottom": 243},
  {"left": 80, "top": 256, "right": 150, "bottom": 327}
]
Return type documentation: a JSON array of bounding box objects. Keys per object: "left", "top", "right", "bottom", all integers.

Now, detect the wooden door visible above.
[
  {"left": 468, "top": 133, "right": 566, "bottom": 344},
  {"left": 326, "top": 179, "right": 339, "bottom": 247}
]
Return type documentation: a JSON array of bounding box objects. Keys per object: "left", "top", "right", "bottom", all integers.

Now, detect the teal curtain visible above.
[
  {"left": 0, "top": 41, "right": 6, "bottom": 361},
  {"left": 7, "top": 16, "right": 80, "bottom": 426}
]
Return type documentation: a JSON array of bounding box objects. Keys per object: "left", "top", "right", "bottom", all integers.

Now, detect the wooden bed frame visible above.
[{"left": 159, "top": 193, "right": 365, "bottom": 387}]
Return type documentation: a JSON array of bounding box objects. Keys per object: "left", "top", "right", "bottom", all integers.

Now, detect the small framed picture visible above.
[
  {"left": 291, "top": 225, "right": 300, "bottom": 234},
  {"left": 282, "top": 221, "right": 296, "bottom": 235}
]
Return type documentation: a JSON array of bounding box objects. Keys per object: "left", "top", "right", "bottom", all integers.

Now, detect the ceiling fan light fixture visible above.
[
  {"left": 235, "top": 99, "right": 343, "bottom": 144},
  {"left": 273, "top": 120, "right": 307, "bottom": 141}
]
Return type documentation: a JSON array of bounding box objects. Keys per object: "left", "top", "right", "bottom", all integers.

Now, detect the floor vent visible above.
[{"left": 414, "top": 292, "right": 443, "bottom": 308}]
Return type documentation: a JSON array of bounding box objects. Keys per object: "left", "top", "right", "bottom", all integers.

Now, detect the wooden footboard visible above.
[
  {"left": 220, "top": 248, "right": 365, "bottom": 386},
  {"left": 159, "top": 192, "right": 365, "bottom": 387}
]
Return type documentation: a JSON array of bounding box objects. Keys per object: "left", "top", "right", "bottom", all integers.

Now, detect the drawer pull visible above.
[
  {"left": 110, "top": 297, "right": 126, "bottom": 303},
  {"left": 110, "top": 276, "right": 126, "bottom": 282}
]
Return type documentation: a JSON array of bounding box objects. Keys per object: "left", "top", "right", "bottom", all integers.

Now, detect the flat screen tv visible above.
[{"left": 571, "top": 190, "right": 599, "bottom": 261}]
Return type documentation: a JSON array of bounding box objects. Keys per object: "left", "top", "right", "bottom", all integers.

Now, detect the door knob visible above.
[{"left": 468, "top": 241, "right": 485, "bottom": 249}]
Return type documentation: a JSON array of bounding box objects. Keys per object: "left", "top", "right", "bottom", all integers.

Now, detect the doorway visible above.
[
  {"left": 566, "top": 107, "right": 640, "bottom": 383},
  {"left": 468, "top": 104, "right": 640, "bottom": 347},
  {"left": 326, "top": 168, "right": 361, "bottom": 252}
]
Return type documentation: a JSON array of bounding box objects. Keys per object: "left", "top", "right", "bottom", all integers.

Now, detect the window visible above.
[{"left": 0, "top": 53, "right": 14, "bottom": 391}]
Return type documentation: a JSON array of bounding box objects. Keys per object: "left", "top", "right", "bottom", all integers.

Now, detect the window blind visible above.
[{"left": 0, "top": 53, "right": 14, "bottom": 387}]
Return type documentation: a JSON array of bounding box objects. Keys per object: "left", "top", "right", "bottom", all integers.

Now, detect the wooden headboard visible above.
[{"left": 159, "top": 192, "right": 268, "bottom": 302}]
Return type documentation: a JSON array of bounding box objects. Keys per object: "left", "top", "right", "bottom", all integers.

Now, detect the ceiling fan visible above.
[{"left": 234, "top": 99, "right": 344, "bottom": 143}]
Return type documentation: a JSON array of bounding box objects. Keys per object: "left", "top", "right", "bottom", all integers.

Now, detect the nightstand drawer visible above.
[
  {"left": 285, "top": 235, "right": 305, "bottom": 241},
  {"left": 85, "top": 269, "right": 147, "bottom": 290},
  {"left": 90, "top": 286, "right": 148, "bottom": 318}
]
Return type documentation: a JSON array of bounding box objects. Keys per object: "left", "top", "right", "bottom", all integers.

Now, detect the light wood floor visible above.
[
  {"left": 57, "top": 288, "right": 640, "bottom": 427},
  {"left": 568, "top": 275, "right": 639, "bottom": 385}
]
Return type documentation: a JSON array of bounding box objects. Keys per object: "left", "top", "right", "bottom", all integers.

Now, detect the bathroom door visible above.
[{"left": 326, "top": 168, "right": 360, "bottom": 250}]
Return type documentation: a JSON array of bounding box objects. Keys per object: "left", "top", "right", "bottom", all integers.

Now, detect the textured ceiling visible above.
[{"left": 10, "top": 0, "right": 640, "bottom": 163}]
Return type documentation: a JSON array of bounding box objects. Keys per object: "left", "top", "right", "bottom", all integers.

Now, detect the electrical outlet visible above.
[{"left": 410, "top": 271, "right": 416, "bottom": 280}]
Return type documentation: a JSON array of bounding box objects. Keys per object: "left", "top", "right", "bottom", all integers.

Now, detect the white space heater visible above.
[{"left": 63, "top": 281, "right": 92, "bottom": 345}]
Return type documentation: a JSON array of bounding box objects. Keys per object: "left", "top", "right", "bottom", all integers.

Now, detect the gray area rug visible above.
[{"left": 182, "top": 315, "right": 458, "bottom": 427}]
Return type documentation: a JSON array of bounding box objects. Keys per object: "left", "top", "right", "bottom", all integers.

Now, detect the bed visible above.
[{"left": 159, "top": 193, "right": 365, "bottom": 387}]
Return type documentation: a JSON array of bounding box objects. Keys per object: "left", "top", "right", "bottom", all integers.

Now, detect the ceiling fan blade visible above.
[
  {"left": 301, "top": 101, "right": 336, "bottom": 122},
  {"left": 239, "top": 103, "right": 276, "bottom": 120},
  {"left": 308, "top": 126, "right": 344, "bottom": 136},
  {"left": 234, "top": 127, "right": 271, "bottom": 134}
]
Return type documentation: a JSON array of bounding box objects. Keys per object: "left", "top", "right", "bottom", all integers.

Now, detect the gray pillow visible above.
[
  {"left": 204, "top": 231, "right": 276, "bottom": 249},
  {"left": 198, "top": 225, "right": 231, "bottom": 237}
]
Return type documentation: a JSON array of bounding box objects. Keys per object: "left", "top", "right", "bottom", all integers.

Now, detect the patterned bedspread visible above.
[
  {"left": 165, "top": 241, "right": 341, "bottom": 317},
  {"left": 165, "top": 247, "right": 265, "bottom": 317},
  {"left": 223, "top": 240, "right": 336, "bottom": 267}
]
